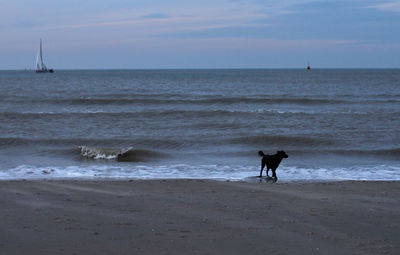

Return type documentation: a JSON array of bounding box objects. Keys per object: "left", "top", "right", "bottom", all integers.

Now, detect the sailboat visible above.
[{"left": 35, "top": 39, "right": 54, "bottom": 73}]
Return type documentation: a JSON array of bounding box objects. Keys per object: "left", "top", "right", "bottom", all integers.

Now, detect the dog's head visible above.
[{"left": 277, "top": 150, "right": 288, "bottom": 158}]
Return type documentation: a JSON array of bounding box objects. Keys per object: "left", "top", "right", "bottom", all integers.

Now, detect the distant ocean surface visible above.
[{"left": 0, "top": 69, "right": 399, "bottom": 180}]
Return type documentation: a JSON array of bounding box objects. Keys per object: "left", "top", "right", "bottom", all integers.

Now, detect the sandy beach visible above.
[{"left": 0, "top": 179, "right": 399, "bottom": 255}]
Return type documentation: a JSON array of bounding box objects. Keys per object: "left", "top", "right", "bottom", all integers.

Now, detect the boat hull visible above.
[{"left": 35, "top": 69, "right": 54, "bottom": 73}]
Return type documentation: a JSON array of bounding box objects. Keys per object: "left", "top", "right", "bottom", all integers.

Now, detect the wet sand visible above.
[{"left": 0, "top": 180, "right": 399, "bottom": 255}]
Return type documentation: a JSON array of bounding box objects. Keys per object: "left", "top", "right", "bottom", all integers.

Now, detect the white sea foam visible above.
[
  {"left": 79, "top": 146, "right": 128, "bottom": 160},
  {"left": 1, "top": 164, "right": 399, "bottom": 181}
]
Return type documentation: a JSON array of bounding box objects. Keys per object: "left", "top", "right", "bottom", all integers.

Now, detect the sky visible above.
[{"left": 1, "top": 0, "right": 400, "bottom": 69}]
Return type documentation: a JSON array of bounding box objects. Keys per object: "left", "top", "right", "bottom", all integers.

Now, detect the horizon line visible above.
[{"left": 2, "top": 67, "right": 400, "bottom": 71}]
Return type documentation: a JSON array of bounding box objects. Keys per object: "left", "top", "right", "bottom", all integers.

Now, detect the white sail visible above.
[
  {"left": 39, "top": 39, "right": 45, "bottom": 70},
  {"left": 36, "top": 50, "right": 41, "bottom": 70},
  {"left": 35, "top": 39, "right": 53, "bottom": 73}
]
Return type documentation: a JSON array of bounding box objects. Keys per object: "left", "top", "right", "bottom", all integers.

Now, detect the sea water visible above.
[{"left": 0, "top": 69, "right": 399, "bottom": 180}]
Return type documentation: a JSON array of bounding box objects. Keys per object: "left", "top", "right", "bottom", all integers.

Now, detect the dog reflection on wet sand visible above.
[{"left": 258, "top": 150, "right": 288, "bottom": 181}]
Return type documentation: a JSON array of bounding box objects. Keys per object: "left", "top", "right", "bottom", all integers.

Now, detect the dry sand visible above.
[{"left": 0, "top": 179, "right": 399, "bottom": 255}]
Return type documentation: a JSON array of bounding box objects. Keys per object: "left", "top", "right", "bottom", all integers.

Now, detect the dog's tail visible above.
[{"left": 258, "top": 150, "right": 265, "bottom": 157}]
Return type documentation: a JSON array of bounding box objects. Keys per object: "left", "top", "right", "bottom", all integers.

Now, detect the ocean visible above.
[{"left": 0, "top": 69, "right": 399, "bottom": 180}]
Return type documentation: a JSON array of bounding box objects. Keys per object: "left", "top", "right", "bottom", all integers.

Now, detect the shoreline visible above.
[
  {"left": 1, "top": 179, "right": 399, "bottom": 254},
  {"left": 1, "top": 177, "right": 399, "bottom": 183}
]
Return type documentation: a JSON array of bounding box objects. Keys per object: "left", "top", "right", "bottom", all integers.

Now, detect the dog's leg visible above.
[
  {"left": 266, "top": 167, "right": 270, "bottom": 177},
  {"left": 259, "top": 160, "right": 265, "bottom": 177},
  {"left": 272, "top": 168, "right": 277, "bottom": 179}
]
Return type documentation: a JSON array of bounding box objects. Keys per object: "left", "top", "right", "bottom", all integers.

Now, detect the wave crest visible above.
[{"left": 78, "top": 146, "right": 163, "bottom": 162}]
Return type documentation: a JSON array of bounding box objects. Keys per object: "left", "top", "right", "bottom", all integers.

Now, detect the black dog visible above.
[{"left": 258, "top": 150, "right": 288, "bottom": 179}]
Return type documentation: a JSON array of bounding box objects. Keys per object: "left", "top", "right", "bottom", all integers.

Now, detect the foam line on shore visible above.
[{"left": 1, "top": 164, "right": 399, "bottom": 181}]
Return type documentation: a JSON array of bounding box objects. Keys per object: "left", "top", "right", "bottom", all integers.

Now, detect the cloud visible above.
[
  {"left": 32, "top": 2, "right": 269, "bottom": 36},
  {"left": 141, "top": 13, "right": 169, "bottom": 19},
  {"left": 159, "top": 25, "right": 272, "bottom": 39},
  {"left": 366, "top": 1, "right": 400, "bottom": 12},
  {"left": 3, "top": 0, "right": 325, "bottom": 39},
  {"left": 105, "top": 37, "right": 360, "bottom": 52}
]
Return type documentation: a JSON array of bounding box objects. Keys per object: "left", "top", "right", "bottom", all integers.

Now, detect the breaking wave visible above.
[{"left": 78, "top": 146, "right": 164, "bottom": 162}]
